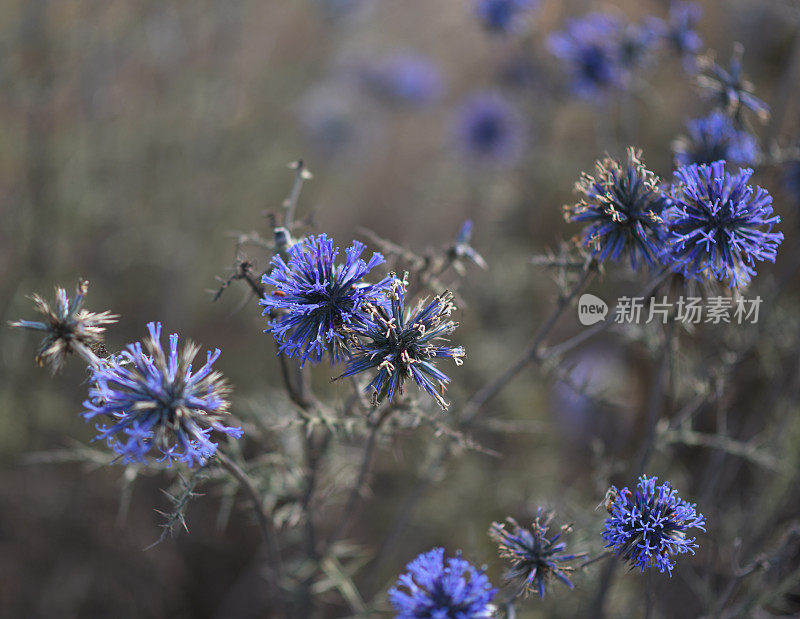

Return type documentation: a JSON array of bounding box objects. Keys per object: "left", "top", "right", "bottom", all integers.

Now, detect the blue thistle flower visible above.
[
  {"left": 389, "top": 547, "right": 497, "bottom": 618},
  {"left": 260, "top": 234, "right": 389, "bottom": 366},
  {"left": 338, "top": 274, "right": 465, "bottom": 410},
  {"left": 489, "top": 511, "right": 585, "bottom": 598},
  {"left": 360, "top": 52, "right": 443, "bottom": 106},
  {"left": 564, "top": 147, "right": 669, "bottom": 269},
  {"left": 665, "top": 161, "right": 783, "bottom": 288},
  {"left": 696, "top": 44, "right": 770, "bottom": 123},
  {"left": 674, "top": 111, "right": 759, "bottom": 167},
  {"left": 547, "top": 13, "right": 626, "bottom": 98},
  {"left": 664, "top": 2, "right": 702, "bottom": 62},
  {"left": 475, "top": 0, "right": 537, "bottom": 34},
  {"left": 10, "top": 279, "right": 117, "bottom": 373},
  {"left": 454, "top": 91, "right": 524, "bottom": 165},
  {"left": 602, "top": 475, "right": 706, "bottom": 575},
  {"left": 82, "top": 322, "right": 242, "bottom": 467}
]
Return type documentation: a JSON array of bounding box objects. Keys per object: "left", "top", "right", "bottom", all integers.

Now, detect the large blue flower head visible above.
[
  {"left": 548, "top": 13, "right": 626, "bottom": 98},
  {"left": 475, "top": 0, "right": 537, "bottom": 34},
  {"left": 83, "top": 322, "right": 242, "bottom": 467},
  {"left": 260, "top": 234, "right": 389, "bottom": 366},
  {"left": 339, "top": 274, "right": 465, "bottom": 410},
  {"left": 454, "top": 92, "right": 524, "bottom": 166},
  {"left": 564, "top": 147, "right": 669, "bottom": 269},
  {"left": 674, "top": 111, "right": 758, "bottom": 167},
  {"left": 602, "top": 475, "right": 706, "bottom": 575},
  {"left": 665, "top": 161, "right": 783, "bottom": 288},
  {"left": 389, "top": 547, "right": 497, "bottom": 618},
  {"left": 360, "top": 52, "right": 444, "bottom": 106},
  {"left": 489, "top": 511, "right": 585, "bottom": 598}
]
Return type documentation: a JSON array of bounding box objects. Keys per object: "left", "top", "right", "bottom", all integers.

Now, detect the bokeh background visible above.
[{"left": 3, "top": 0, "right": 800, "bottom": 617}]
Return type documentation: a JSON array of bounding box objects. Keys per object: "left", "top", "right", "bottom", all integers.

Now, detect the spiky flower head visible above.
[
  {"left": 489, "top": 511, "right": 585, "bottom": 598},
  {"left": 674, "top": 111, "right": 758, "bottom": 167},
  {"left": 665, "top": 161, "right": 783, "bottom": 288},
  {"left": 565, "top": 147, "right": 669, "bottom": 269},
  {"left": 602, "top": 475, "right": 706, "bottom": 575},
  {"left": 260, "top": 234, "right": 389, "bottom": 366},
  {"left": 454, "top": 91, "right": 524, "bottom": 165},
  {"left": 696, "top": 43, "right": 770, "bottom": 124},
  {"left": 83, "top": 322, "right": 241, "bottom": 467},
  {"left": 389, "top": 547, "right": 497, "bottom": 618},
  {"left": 339, "top": 274, "right": 465, "bottom": 409},
  {"left": 547, "top": 13, "right": 625, "bottom": 98},
  {"left": 475, "top": 0, "right": 537, "bottom": 34},
  {"left": 10, "top": 279, "right": 117, "bottom": 373}
]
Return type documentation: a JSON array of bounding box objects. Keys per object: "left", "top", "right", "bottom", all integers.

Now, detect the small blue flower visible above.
[
  {"left": 697, "top": 44, "right": 770, "bottom": 123},
  {"left": 665, "top": 161, "right": 783, "bottom": 288},
  {"left": 617, "top": 20, "right": 662, "bottom": 71},
  {"left": 602, "top": 475, "right": 706, "bottom": 575},
  {"left": 83, "top": 322, "right": 242, "bottom": 467},
  {"left": 674, "top": 111, "right": 759, "bottom": 167},
  {"left": 339, "top": 274, "right": 465, "bottom": 410},
  {"left": 564, "top": 147, "right": 669, "bottom": 269},
  {"left": 454, "top": 91, "right": 524, "bottom": 165},
  {"left": 260, "top": 234, "right": 389, "bottom": 366},
  {"left": 490, "top": 511, "right": 585, "bottom": 598},
  {"left": 389, "top": 547, "right": 497, "bottom": 618},
  {"left": 664, "top": 2, "right": 702, "bottom": 62},
  {"left": 448, "top": 220, "right": 488, "bottom": 271},
  {"left": 548, "top": 13, "right": 626, "bottom": 98},
  {"left": 360, "top": 52, "right": 443, "bottom": 106},
  {"left": 475, "top": 0, "right": 537, "bottom": 33}
]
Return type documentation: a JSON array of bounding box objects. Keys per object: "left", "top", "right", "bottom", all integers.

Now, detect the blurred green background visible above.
[{"left": 2, "top": 0, "right": 800, "bottom": 617}]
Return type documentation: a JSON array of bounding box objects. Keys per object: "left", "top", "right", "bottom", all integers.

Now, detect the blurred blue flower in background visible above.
[
  {"left": 665, "top": 161, "right": 783, "bottom": 288},
  {"left": 548, "top": 13, "right": 626, "bottom": 98},
  {"left": 83, "top": 322, "right": 241, "bottom": 467},
  {"left": 617, "top": 20, "right": 663, "bottom": 71},
  {"left": 603, "top": 475, "right": 706, "bottom": 574},
  {"left": 389, "top": 547, "right": 496, "bottom": 618},
  {"left": 663, "top": 1, "right": 703, "bottom": 67},
  {"left": 261, "top": 234, "right": 389, "bottom": 366},
  {"left": 454, "top": 91, "right": 524, "bottom": 165},
  {"left": 564, "top": 147, "right": 669, "bottom": 269},
  {"left": 673, "top": 111, "right": 759, "bottom": 166},
  {"left": 339, "top": 274, "right": 465, "bottom": 409},
  {"left": 490, "top": 511, "right": 585, "bottom": 598},
  {"left": 475, "top": 0, "right": 537, "bottom": 34},
  {"left": 360, "top": 52, "right": 443, "bottom": 106},
  {"left": 697, "top": 43, "right": 770, "bottom": 123}
]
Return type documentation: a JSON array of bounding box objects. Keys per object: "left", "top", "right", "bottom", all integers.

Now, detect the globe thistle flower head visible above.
[
  {"left": 339, "top": 274, "right": 465, "bottom": 410},
  {"left": 83, "top": 322, "right": 241, "bottom": 467},
  {"left": 602, "top": 475, "right": 706, "bottom": 574},
  {"left": 696, "top": 43, "right": 770, "bottom": 123},
  {"left": 10, "top": 279, "right": 117, "bottom": 373},
  {"left": 665, "top": 161, "right": 783, "bottom": 288},
  {"left": 360, "top": 52, "right": 443, "bottom": 106},
  {"left": 564, "top": 147, "right": 669, "bottom": 269},
  {"left": 547, "top": 13, "right": 626, "bottom": 98},
  {"left": 674, "top": 111, "right": 759, "bottom": 167},
  {"left": 454, "top": 91, "right": 525, "bottom": 165},
  {"left": 389, "top": 547, "right": 496, "bottom": 618},
  {"left": 489, "top": 511, "right": 585, "bottom": 598},
  {"left": 664, "top": 2, "right": 702, "bottom": 61},
  {"left": 260, "top": 234, "right": 389, "bottom": 366},
  {"left": 475, "top": 0, "right": 537, "bottom": 34}
]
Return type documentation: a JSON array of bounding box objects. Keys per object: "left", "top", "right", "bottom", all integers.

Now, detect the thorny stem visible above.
[{"left": 215, "top": 451, "right": 287, "bottom": 618}]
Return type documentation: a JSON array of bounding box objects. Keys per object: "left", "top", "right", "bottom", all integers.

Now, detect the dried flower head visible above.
[
  {"left": 10, "top": 279, "right": 117, "bottom": 373},
  {"left": 490, "top": 511, "right": 585, "bottom": 598},
  {"left": 339, "top": 274, "right": 465, "bottom": 409},
  {"left": 389, "top": 547, "right": 496, "bottom": 618},
  {"left": 565, "top": 147, "right": 669, "bottom": 269},
  {"left": 83, "top": 322, "right": 241, "bottom": 467},
  {"left": 665, "top": 161, "right": 783, "bottom": 288},
  {"left": 602, "top": 475, "right": 706, "bottom": 574},
  {"left": 260, "top": 234, "right": 390, "bottom": 366}
]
